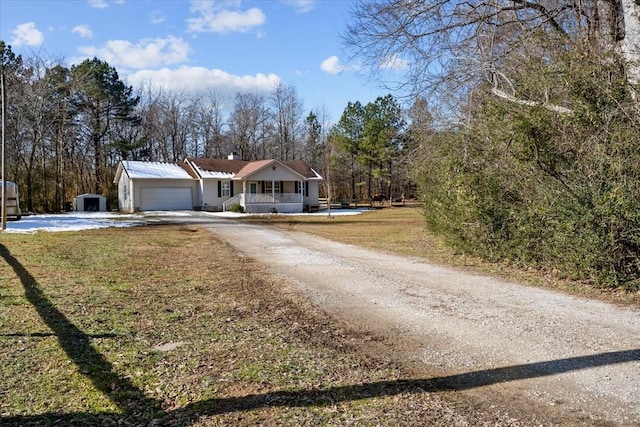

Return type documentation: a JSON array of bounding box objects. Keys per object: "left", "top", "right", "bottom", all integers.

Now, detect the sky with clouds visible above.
[{"left": 0, "top": 0, "right": 403, "bottom": 123}]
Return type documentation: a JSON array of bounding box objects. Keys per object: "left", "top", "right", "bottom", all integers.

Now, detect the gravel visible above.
[{"left": 201, "top": 217, "right": 640, "bottom": 426}]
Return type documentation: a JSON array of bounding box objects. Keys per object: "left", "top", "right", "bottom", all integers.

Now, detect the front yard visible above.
[
  {"left": 3, "top": 208, "right": 635, "bottom": 425},
  {"left": 0, "top": 223, "right": 476, "bottom": 426}
]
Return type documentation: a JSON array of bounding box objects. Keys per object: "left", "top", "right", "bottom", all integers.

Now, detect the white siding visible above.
[
  {"left": 118, "top": 173, "right": 133, "bottom": 213},
  {"left": 201, "top": 179, "right": 222, "bottom": 210},
  {"left": 249, "top": 167, "right": 300, "bottom": 182},
  {"left": 305, "top": 181, "right": 320, "bottom": 205}
]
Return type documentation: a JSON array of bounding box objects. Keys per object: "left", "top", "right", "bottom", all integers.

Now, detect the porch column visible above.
[
  {"left": 242, "top": 180, "right": 246, "bottom": 206},
  {"left": 271, "top": 179, "right": 275, "bottom": 202}
]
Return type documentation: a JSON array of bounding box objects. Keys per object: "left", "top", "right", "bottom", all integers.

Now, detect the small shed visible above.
[{"left": 75, "top": 193, "right": 107, "bottom": 212}]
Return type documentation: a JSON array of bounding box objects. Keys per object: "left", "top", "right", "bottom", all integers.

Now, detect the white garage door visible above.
[{"left": 140, "top": 187, "right": 192, "bottom": 211}]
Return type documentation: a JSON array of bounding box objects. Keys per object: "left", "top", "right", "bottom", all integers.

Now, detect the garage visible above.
[{"left": 140, "top": 187, "right": 193, "bottom": 211}]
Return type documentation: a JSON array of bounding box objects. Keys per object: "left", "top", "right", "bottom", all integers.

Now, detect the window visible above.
[
  {"left": 265, "top": 181, "right": 280, "bottom": 194},
  {"left": 221, "top": 181, "right": 230, "bottom": 197},
  {"left": 296, "top": 181, "right": 308, "bottom": 197}
]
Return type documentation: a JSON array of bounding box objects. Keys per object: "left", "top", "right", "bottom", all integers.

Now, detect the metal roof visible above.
[{"left": 121, "top": 161, "right": 196, "bottom": 179}]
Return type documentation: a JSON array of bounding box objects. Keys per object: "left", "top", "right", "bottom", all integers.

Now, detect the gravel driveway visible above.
[{"left": 199, "top": 216, "right": 640, "bottom": 425}]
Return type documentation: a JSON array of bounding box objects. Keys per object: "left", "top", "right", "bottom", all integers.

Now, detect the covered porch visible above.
[{"left": 222, "top": 179, "right": 309, "bottom": 213}]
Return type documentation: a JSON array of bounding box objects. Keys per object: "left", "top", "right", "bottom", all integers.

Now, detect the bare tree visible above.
[
  {"left": 270, "top": 82, "right": 304, "bottom": 160},
  {"left": 157, "top": 90, "right": 191, "bottom": 162},
  {"left": 343, "top": 0, "right": 639, "bottom": 119},
  {"left": 6, "top": 53, "right": 71, "bottom": 211},
  {"left": 197, "top": 90, "right": 228, "bottom": 158},
  {"left": 228, "top": 92, "right": 271, "bottom": 160}
]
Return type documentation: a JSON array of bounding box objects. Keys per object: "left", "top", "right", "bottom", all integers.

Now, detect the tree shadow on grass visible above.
[
  {"left": 0, "top": 244, "right": 162, "bottom": 419},
  {"left": 1, "top": 243, "right": 638, "bottom": 426},
  {"left": 0, "top": 332, "right": 119, "bottom": 338}
]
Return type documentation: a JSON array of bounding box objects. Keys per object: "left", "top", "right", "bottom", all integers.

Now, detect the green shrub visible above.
[
  {"left": 229, "top": 203, "right": 244, "bottom": 213},
  {"left": 415, "top": 71, "right": 640, "bottom": 291}
]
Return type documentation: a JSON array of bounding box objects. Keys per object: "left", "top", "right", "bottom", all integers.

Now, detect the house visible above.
[{"left": 113, "top": 155, "right": 323, "bottom": 214}]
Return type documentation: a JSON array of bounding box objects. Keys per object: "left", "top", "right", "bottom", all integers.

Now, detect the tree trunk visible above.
[{"left": 620, "top": 0, "right": 640, "bottom": 86}]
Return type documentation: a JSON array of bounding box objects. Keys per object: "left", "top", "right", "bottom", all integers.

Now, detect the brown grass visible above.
[
  {"left": 0, "top": 224, "right": 499, "bottom": 426},
  {"left": 2, "top": 208, "right": 635, "bottom": 425}
]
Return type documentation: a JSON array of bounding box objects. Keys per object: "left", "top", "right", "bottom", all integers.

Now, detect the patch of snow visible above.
[
  {"left": 201, "top": 208, "right": 368, "bottom": 218},
  {"left": 2, "top": 212, "right": 146, "bottom": 234},
  {"left": 1, "top": 208, "right": 367, "bottom": 234},
  {"left": 302, "top": 208, "right": 367, "bottom": 217},
  {"left": 190, "top": 165, "right": 235, "bottom": 179}
]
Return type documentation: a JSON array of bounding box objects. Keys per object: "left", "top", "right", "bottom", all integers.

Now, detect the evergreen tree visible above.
[{"left": 70, "top": 58, "right": 140, "bottom": 194}]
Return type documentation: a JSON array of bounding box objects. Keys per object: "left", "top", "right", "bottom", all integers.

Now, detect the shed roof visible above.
[{"left": 75, "top": 193, "right": 106, "bottom": 199}]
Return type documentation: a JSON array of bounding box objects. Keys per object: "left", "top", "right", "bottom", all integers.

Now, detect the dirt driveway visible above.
[{"left": 199, "top": 216, "right": 640, "bottom": 426}]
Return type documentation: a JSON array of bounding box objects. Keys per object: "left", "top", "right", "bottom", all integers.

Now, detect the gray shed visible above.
[{"left": 75, "top": 193, "right": 107, "bottom": 212}]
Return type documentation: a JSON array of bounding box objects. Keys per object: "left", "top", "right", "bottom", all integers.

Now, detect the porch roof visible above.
[{"left": 234, "top": 160, "right": 286, "bottom": 179}]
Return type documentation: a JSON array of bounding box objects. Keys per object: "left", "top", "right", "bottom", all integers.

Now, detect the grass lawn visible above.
[
  {"left": 1, "top": 223, "right": 488, "bottom": 426},
  {"left": 2, "top": 208, "right": 636, "bottom": 426}
]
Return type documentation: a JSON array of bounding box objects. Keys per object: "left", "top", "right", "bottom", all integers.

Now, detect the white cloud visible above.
[
  {"left": 150, "top": 10, "right": 166, "bottom": 24},
  {"left": 72, "top": 24, "right": 93, "bottom": 39},
  {"left": 11, "top": 22, "right": 44, "bottom": 47},
  {"left": 283, "top": 0, "right": 315, "bottom": 13},
  {"left": 126, "top": 66, "right": 280, "bottom": 95},
  {"left": 88, "top": 0, "right": 124, "bottom": 9},
  {"left": 187, "top": 0, "right": 266, "bottom": 33},
  {"left": 320, "top": 55, "right": 345, "bottom": 75},
  {"left": 380, "top": 54, "right": 409, "bottom": 71},
  {"left": 77, "top": 36, "right": 190, "bottom": 69},
  {"left": 88, "top": 0, "right": 108, "bottom": 8}
]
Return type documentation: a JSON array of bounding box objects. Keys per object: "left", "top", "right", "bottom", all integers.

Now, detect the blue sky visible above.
[{"left": 0, "top": 0, "right": 400, "bottom": 123}]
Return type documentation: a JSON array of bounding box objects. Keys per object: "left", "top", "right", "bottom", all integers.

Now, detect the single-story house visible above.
[{"left": 113, "top": 154, "right": 323, "bottom": 214}]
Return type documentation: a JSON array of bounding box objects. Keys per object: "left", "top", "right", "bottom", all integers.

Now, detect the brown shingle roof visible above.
[
  {"left": 186, "top": 157, "right": 249, "bottom": 174},
  {"left": 186, "top": 157, "right": 321, "bottom": 179},
  {"left": 282, "top": 160, "right": 321, "bottom": 179},
  {"left": 176, "top": 162, "right": 199, "bottom": 178}
]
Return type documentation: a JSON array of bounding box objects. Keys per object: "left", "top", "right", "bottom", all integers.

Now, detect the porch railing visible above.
[
  {"left": 244, "top": 193, "right": 302, "bottom": 204},
  {"left": 223, "top": 193, "right": 303, "bottom": 211}
]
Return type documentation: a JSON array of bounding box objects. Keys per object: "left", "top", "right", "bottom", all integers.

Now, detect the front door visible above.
[{"left": 250, "top": 183, "right": 257, "bottom": 194}]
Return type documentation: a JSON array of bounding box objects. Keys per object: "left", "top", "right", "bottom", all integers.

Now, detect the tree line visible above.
[
  {"left": 6, "top": 0, "right": 639, "bottom": 290},
  {"left": 0, "top": 41, "right": 416, "bottom": 214},
  {"left": 345, "top": 0, "right": 640, "bottom": 290}
]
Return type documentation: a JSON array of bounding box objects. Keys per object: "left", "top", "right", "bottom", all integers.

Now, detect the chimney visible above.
[{"left": 228, "top": 152, "right": 242, "bottom": 160}]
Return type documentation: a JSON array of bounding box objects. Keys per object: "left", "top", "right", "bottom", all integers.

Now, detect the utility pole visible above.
[{"left": 1, "top": 71, "right": 6, "bottom": 231}]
